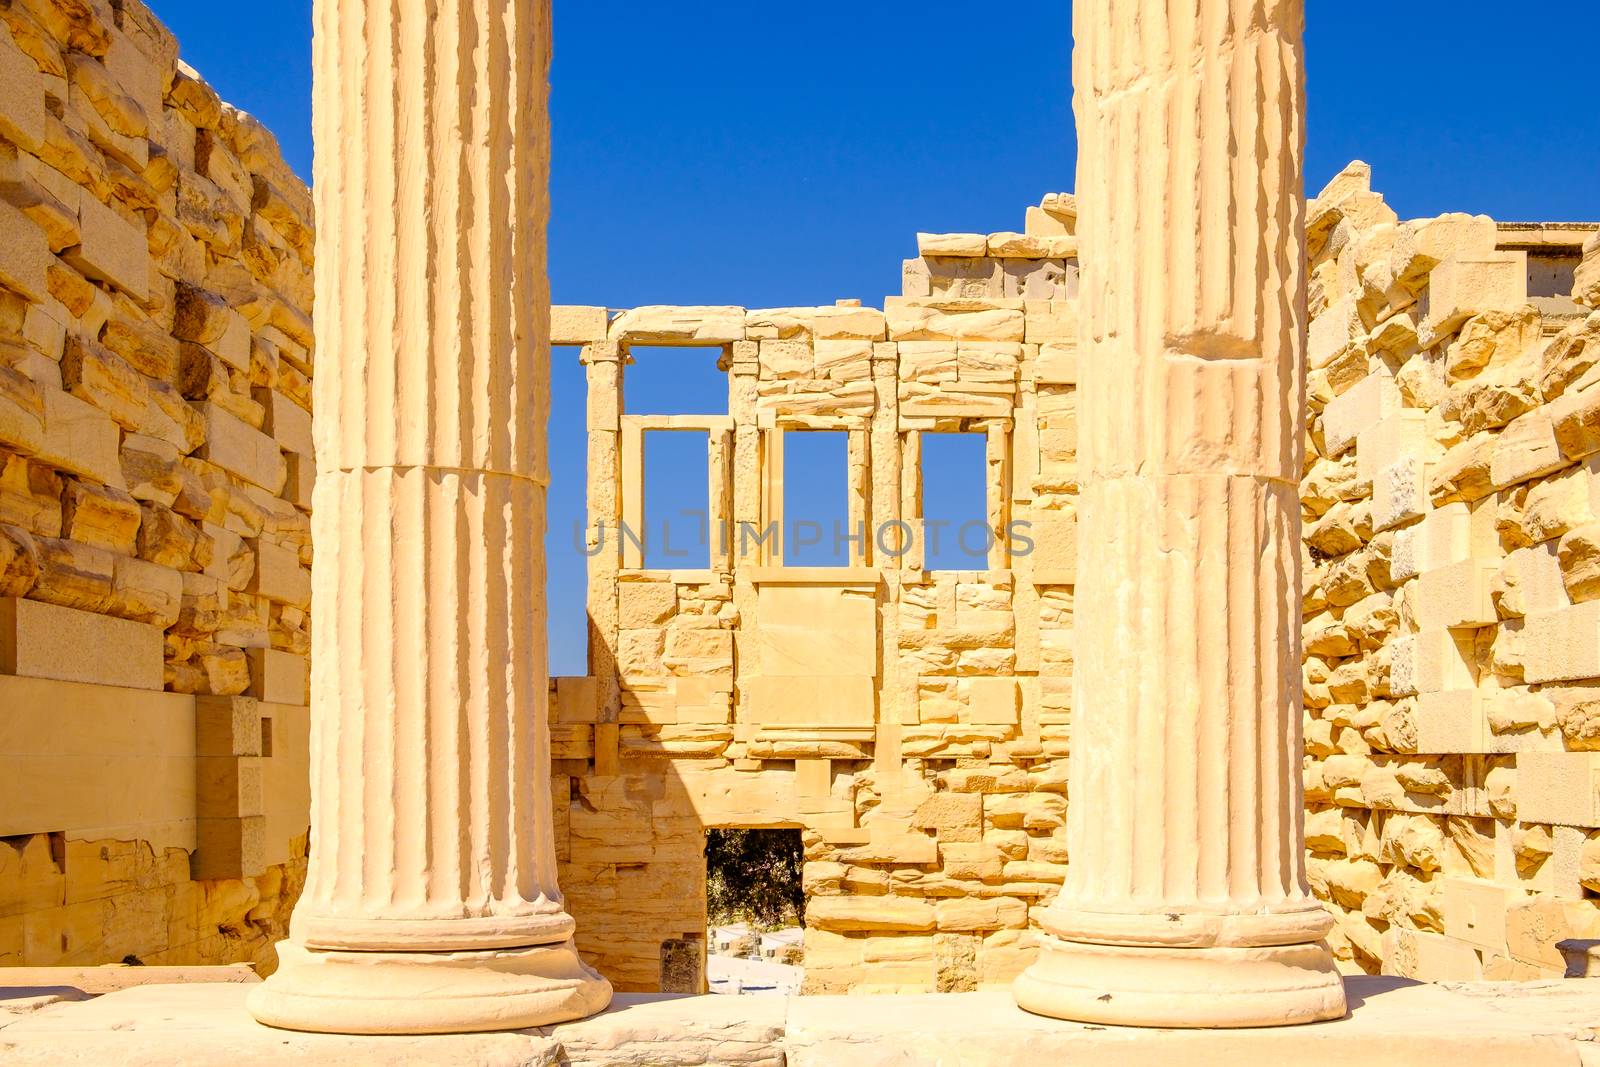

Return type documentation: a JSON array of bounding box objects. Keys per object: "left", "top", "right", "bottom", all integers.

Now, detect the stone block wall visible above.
[
  {"left": 562, "top": 173, "right": 1600, "bottom": 993},
  {"left": 555, "top": 193, "right": 1081, "bottom": 994},
  {"left": 3, "top": 0, "right": 1596, "bottom": 991},
  {"left": 0, "top": 0, "right": 311, "bottom": 972},
  {"left": 1299, "top": 163, "right": 1600, "bottom": 979}
]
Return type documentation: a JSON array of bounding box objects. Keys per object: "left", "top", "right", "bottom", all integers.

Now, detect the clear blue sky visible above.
[{"left": 150, "top": 1, "right": 1600, "bottom": 675}]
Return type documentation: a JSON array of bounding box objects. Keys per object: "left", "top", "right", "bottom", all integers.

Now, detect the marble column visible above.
[
  {"left": 1013, "top": 0, "right": 1347, "bottom": 1028},
  {"left": 248, "top": 0, "right": 612, "bottom": 1035}
]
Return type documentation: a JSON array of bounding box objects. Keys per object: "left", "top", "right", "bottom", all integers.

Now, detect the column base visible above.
[
  {"left": 248, "top": 939, "right": 612, "bottom": 1035},
  {"left": 1013, "top": 934, "right": 1347, "bottom": 1029}
]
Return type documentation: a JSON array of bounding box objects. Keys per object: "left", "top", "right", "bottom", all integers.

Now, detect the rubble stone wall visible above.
[
  {"left": 0, "top": 0, "right": 312, "bottom": 971},
  {"left": 1300, "top": 164, "right": 1600, "bottom": 980}
]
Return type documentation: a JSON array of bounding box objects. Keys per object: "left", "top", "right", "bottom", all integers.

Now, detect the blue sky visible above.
[{"left": 150, "top": 1, "right": 1600, "bottom": 675}]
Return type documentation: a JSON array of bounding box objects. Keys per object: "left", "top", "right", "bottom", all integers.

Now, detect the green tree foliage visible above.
[{"left": 705, "top": 829, "right": 805, "bottom": 928}]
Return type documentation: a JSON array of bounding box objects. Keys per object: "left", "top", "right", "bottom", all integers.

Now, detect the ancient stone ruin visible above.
[{"left": 4, "top": 0, "right": 1600, "bottom": 1060}]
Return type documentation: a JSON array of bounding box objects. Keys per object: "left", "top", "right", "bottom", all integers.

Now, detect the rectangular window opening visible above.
[
  {"left": 643, "top": 430, "right": 711, "bottom": 570},
  {"left": 921, "top": 432, "right": 989, "bottom": 571},
  {"left": 625, "top": 345, "right": 728, "bottom": 416},
  {"left": 781, "top": 431, "right": 851, "bottom": 568},
  {"left": 546, "top": 345, "right": 591, "bottom": 676}
]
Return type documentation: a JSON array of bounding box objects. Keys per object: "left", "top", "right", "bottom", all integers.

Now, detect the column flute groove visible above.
[{"left": 249, "top": 0, "right": 611, "bottom": 1036}]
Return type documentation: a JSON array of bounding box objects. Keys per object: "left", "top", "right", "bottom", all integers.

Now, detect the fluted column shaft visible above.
[
  {"left": 294, "top": 0, "right": 561, "bottom": 953},
  {"left": 250, "top": 0, "right": 610, "bottom": 1035},
  {"left": 1015, "top": 0, "right": 1345, "bottom": 1028}
]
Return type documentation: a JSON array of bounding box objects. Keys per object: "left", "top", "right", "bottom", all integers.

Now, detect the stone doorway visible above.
[{"left": 705, "top": 829, "right": 805, "bottom": 996}]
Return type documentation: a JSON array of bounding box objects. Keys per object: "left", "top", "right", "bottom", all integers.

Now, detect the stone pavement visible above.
[{"left": 4, "top": 977, "right": 1600, "bottom": 1065}]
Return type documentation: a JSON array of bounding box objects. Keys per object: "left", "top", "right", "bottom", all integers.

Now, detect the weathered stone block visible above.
[
  {"left": 0, "top": 597, "right": 162, "bottom": 690},
  {"left": 30, "top": 536, "right": 115, "bottom": 612},
  {"left": 1491, "top": 412, "right": 1567, "bottom": 489},
  {"left": 912, "top": 793, "right": 982, "bottom": 842},
  {"left": 1421, "top": 253, "right": 1528, "bottom": 345},
  {"left": 193, "top": 403, "right": 286, "bottom": 493},
  {"left": 120, "top": 433, "right": 183, "bottom": 506},
  {"left": 1517, "top": 752, "right": 1600, "bottom": 829},
  {"left": 1523, "top": 602, "right": 1600, "bottom": 684},
  {"left": 887, "top": 301, "right": 1026, "bottom": 343},
  {"left": 917, "top": 234, "right": 987, "bottom": 258},
  {"left": 0, "top": 364, "right": 46, "bottom": 455},
  {"left": 246, "top": 647, "right": 307, "bottom": 705},
  {"left": 36, "top": 387, "right": 126, "bottom": 490},
  {"left": 62, "top": 480, "right": 141, "bottom": 554},
  {"left": 246, "top": 538, "right": 310, "bottom": 608},
  {"left": 1381, "top": 927, "right": 1483, "bottom": 981},
  {"left": 1413, "top": 558, "right": 1497, "bottom": 632},
  {"left": 0, "top": 523, "right": 40, "bottom": 598},
  {"left": 934, "top": 897, "right": 1028, "bottom": 932},
  {"left": 552, "top": 305, "right": 609, "bottom": 345},
  {"left": 0, "top": 201, "right": 50, "bottom": 304},
  {"left": 62, "top": 334, "right": 149, "bottom": 431},
  {"left": 62, "top": 195, "right": 149, "bottom": 302},
  {"left": 610, "top": 306, "right": 744, "bottom": 345},
  {"left": 807, "top": 896, "right": 936, "bottom": 933},
  {"left": 107, "top": 554, "right": 181, "bottom": 628},
  {"left": 253, "top": 388, "right": 312, "bottom": 457},
  {"left": 1323, "top": 373, "right": 1400, "bottom": 458},
  {"left": 0, "top": 26, "right": 46, "bottom": 150}
]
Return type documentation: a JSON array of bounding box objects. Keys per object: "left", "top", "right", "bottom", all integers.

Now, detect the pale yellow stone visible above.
[
  {"left": 249, "top": 0, "right": 609, "bottom": 1037},
  {"left": 62, "top": 195, "right": 149, "bottom": 303},
  {"left": 0, "top": 675, "right": 197, "bottom": 848},
  {"left": 0, "top": 597, "right": 163, "bottom": 691},
  {"left": 247, "top": 648, "right": 309, "bottom": 705},
  {"left": 917, "top": 233, "right": 988, "bottom": 258},
  {"left": 36, "top": 388, "right": 126, "bottom": 490},
  {"left": 1015, "top": 0, "right": 1345, "bottom": 1030},
  {"left": 986, "top": 232, "right": 1075, "bottom": 259},
  {"left": 0, "top": 200, "right": 50, "bottom": 303},
  {"left": 551, "top": 305, "right": 609, "bottom": 345},
  {"left": 1576, "top": 231, "right": 1600, "bottom": 310},
  {"left": 609, "top": 305, "right": 744, "bottom": 345}
]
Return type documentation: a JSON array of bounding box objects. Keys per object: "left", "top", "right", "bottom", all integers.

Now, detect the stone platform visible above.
[{"left": 4, "top": 977, "right": 1600, "bottom": 1065}]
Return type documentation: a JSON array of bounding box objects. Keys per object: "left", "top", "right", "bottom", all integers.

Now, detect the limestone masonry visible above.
[
  {"left": 1299, "top": 166, "right": 1600, "bottom": 981},
  {"left": 554, "top": 170, "right": 1600, "bottom": 994},
  {"left": 0, "top": 0, "right": 313, "bottom": 972},
  {"left": 3, "top": 0, "right": 1600, "bottom": 1003}
]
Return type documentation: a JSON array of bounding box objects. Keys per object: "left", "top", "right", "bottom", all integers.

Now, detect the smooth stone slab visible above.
[
  {"left": 0, "top": 965, "right": 258, "bottom": 994},
  {"left": 785, "top": 982, "right": 1600, "bottom": 1066},
  {"left": 3, "top": 979, "right": 1599, "bottom": 1066},
  {"left": 0, "top": 983, "right": 561, "bottom": 1065}
]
